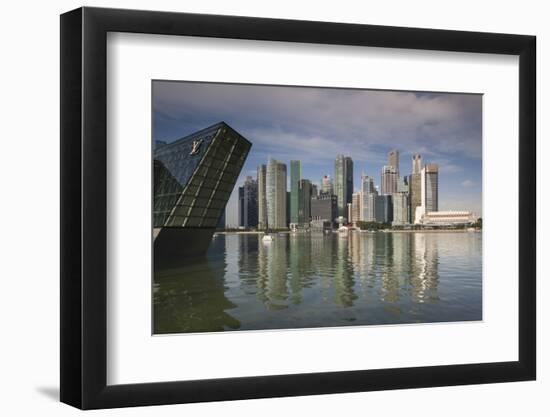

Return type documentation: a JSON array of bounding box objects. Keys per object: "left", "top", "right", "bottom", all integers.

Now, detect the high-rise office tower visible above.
[
  {"left": 360, "top": 175, "right": 376, "bottom": 222},
  {"left": 321, "top": 175, "right": 334, "bottom": 195},
  {"left": 397, "top": 176, "right": 409, "bottom": 193},
  {"left": 297, "top": 179, "right": 312, "bottom": 225},
  {"left": 412, "top": 154, "right": 422, "bottom": 174},
  {"left": 380, "top": 165, "right": 398, "bottom": 195},
  {"left": 351, "top": 192, "right": 361, "bottom": 223},
  {"left": 392, "top": 192, "right": 409, "bottom": 224},
  {"left": 238, "top": 176, "right": 258, "bottom": 228},
  {"left": 334, "top": 155, "right": 354, "bottom": 217},
  {"left": 422, "top": 163, "right": 439, "bottom": 213},
  {"left": 257, "top": 164, "right": 267, "bottom": 229},
  {"left": 290, "top": 160, "right": 301, "bottom": 224},
  {"left": 388, "top": 149, "right": 400, "bottom": 175},
  {"left": 375, "top": 195, "right": 393, "bottom": 223},
  {"left": 410, "top": 154, "right": 422, "bottom": 223},
  {"left": 311, "top": 193, "right": 337, "bottom": 225},
  {"left": 266, "top": 158, "right": 287, "bottom": 229}
]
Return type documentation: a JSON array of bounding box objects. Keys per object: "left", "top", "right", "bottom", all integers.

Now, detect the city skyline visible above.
[{"left": 153, "top": 81, "right": 482, "bottom": 225}]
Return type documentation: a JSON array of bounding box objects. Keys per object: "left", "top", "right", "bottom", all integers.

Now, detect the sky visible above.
[{"left": 153, "top": 81, "right": 482, "bottom": 226}]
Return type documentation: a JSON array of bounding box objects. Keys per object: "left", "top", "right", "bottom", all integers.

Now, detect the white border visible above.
[{"left": 106, "top": 32, "right": 518, "bottom": 385}]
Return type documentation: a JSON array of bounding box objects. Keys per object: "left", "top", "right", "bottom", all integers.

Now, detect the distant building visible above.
[
  {"left": 397, "top": 176, "right": 409, "bottom": 193},
  {"left": 286, "top": 191, "right": 291, "bottom": 227},
  {"left": 321, "top": 174, "right": 334, "bottom": 195},
  {"left": 290, "top": 160, "right": 301, "bottom": 224},
  {"left": 153, "top": 122, "right": 250, "bottom": 265},
  {"left": 414, "top": 163, "right": 439, "bottom": 224},
  {"left": 297, "top": 179, "right": 312, "bottom": 226},
  {"left": 420, "top": 211, "right": 476, "bottom": 225},
  {"left": 380, "top": 165, "right": 398, "bottom": 195},
  {"left": 351, "top": 192, "right": 361, "bottom": 223},
  {"left": 266, "top": 158, "right": 287, "bottom": 229},
  {"left": 257, "top": 164, "right": 267, "bottom": 229},
  {"left": 392, "top": 192, "right": 409, "bottom": 225},
  {"left": 410, "top": 173, "right": 422, "bottom": 223},
  {"left": 412, "top": 154, "right": 422, "bottom": 174},
  {"left": 238, "top": 176, "right": 258, "bottom": 228},
  {"left": 422, "top": 163, "right": 439, "bottom": 213},
  {"left": 410, "top": 154, "right": 422, "bottom": 222},
  {"left": 334, "top": 155, "right": 353, "bottom": 217},
  {"left": 388, "top": 149, "right": 400, "bottom": 175},
  {"left": 311, "top": 193, "right": 337, "bottom": 227},
  {"left": 311, "top": 183, "right": 319, "bottom": 198},
  {"left": 375, "top": 195, "right": 393, "bottom": 223},
  {"left": 360, "top": 175, "right": 376, "bottom": 222}
]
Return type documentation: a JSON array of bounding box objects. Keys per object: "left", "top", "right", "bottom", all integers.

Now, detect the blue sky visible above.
[{"left": 153, "top": 81, "right": 482, "bottom": 226}]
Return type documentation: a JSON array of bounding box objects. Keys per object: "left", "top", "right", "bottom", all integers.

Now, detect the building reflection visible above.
[
  {"left": 154, "top": 231, "right": 462, "bottom": 333},
  {"left": 153, "top": 254, "right": 240, "bottom": 334},
  {"left": 256, "top": 236, "right": 289, "bottom": 310},
  {"left": 408, "top": 233, "right": 440, "bottom": 303},
  {"left": 333, "top": 234, "right": 357, "bottom": 307}
]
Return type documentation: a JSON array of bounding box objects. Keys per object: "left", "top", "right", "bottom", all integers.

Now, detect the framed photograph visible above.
[{"left": 60, "top": 6, "right": 536, "bottom": 409}]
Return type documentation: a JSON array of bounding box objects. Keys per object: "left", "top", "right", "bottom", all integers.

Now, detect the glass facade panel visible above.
[{"left": 153, "top": 122, "right": 251, "bottom": 232}]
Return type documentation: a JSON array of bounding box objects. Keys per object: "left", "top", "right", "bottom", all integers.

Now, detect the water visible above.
[{"left": 153, "top": 231, "right": 482, "bottom": 334}]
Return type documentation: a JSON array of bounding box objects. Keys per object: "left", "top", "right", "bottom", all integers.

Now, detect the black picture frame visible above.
[{"left": 60, "top": 6, "right": 536, "bottom": 410}]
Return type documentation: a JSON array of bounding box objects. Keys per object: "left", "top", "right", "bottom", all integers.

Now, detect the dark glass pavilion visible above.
[{"left": 153, "top": 122, "right": 251, "bottom": 267}]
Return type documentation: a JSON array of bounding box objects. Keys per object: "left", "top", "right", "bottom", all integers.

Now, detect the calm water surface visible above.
[{"left": 153, "top": 231, "right": 482, "bottom": 334}]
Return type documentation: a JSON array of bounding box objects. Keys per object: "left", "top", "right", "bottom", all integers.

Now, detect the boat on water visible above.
[{"left": 262, "top": 234, "right": 274, "bottom": 242}]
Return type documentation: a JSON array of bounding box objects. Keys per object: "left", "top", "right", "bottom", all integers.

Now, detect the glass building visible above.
[
  {"left": 380, "top": 165, "right": 398, "bottom": 195},
  {"left": 153, "top": 122, "right": 251, "bottom": 266},
  {"left": 388, "top": 149, "right": 400, "bottom": 175},
  {"left": 290, "top": 160, "right": 301, "bottom": 225},
  {"left": 334, "top": 155, "right": 353, "bottom": 218},
  {"left": 375, "top": 195, "right": 393, "bottom": 224},
  {"left": 360, "top": 175, "right": 376, "bottom": 222},
  {"left": 238, "top": 176, "right": 258, "bottom": 228},
  {"left": 297, "top": 178, "right": 312, "bottom": 226},
  {"left": 422, "top": 163, "right": 439, "bottom": 213},
  {"left": 266, "top": 158, "right": 287, "bottom": 229},
  {"left": 311, "top": 192, "right": 337, "bottom": 226},
  {"left": 257, "top": 164, "right": 267, "bottom": 230}
]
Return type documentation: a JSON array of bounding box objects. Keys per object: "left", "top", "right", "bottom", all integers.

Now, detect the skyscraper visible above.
[
  {"left": 351, "top": 192, "right": 361, "bottom": 223},
  {"left": 380, "top": 165, "right": 398, "bottom": 195},
  {"left": 311, "top": 192, "right": 337, "bottom": 226},
  {"left": 415, "top": 163, "right": 439, "bottom": 223},
  {"left": 375, "top": 195, "right": 393, "bottom": 223},
  {"left": 334, "top": 155, "right": 353, "bottom": 218},
  {"left": 266, "top": 158, "right": 287, "bottom": 229},
  {"left": 392, "top": 192, "right": 409, "bottom": 225},
  {"left": 290, "top": 160, "right": 301, "bottom": 225},
  {"left": 360, "top": 175, "right": 376, "bottom": 222},
  {"left": 412, "top": 154, "right": 422, "bottom": 174},
  {"left": 257, "top": 164, "right": 267, "bottom": 229},
  {"left": 410, "top": 154, "right": 422, "bottom": 223},
  {"left": 297, "top": 179, "right": 312, "bottom": 225},
  {"left": 238, "top": 176, "right": 258, "bottom": 228},
  {"left": 422, "top": 163, "right": 439, "bottom": 213},
  {"left": 321, "top": 175, "right": 334, "bottom": 195},
  {"left": 388, "top": 149, "right": 400, "bottom": 175}
]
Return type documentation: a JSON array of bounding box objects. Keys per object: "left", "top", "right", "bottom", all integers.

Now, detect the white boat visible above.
[{"left": 262, "top": 234, "right": 274, "bottom": 242}]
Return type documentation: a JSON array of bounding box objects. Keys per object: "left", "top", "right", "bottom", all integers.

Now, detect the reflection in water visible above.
[{"left": 154, "top": 231, "right": 482, "bottom": 334}]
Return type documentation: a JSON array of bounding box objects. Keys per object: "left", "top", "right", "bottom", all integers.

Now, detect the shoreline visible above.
[{"left": 215, "top": 229, "right": 481, "bottom": 235}]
